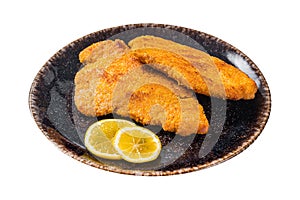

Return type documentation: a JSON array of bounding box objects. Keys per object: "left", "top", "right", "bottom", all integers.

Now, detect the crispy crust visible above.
[
  {"left": 129, "top": 84, "right": 208, "bottom": 135},
  {"left": 94, "top": 50, "right": 209, "bottom": 135},
  {"left": 74, "top": 39, "right": 129, "bottom": 116},
  {"left": 129, "top": 35, "right": 257, "bottom": 100},
  {"left": 79, "top": 39, "right": 129, "bottom": 64}
]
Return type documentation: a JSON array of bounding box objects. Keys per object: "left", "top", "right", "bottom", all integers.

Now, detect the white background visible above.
[{"left": 1, "top": 0, "right": 299, "bottom": 199}]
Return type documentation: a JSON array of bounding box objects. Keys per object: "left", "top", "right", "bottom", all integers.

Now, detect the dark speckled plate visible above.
[{"left": 29, "top": 23, "right": 271, "bottom": 176}]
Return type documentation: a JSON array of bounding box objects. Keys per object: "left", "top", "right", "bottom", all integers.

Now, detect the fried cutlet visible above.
[
  {"left": 94, "top": 51, "right": 209, "bottom": 135},
  {"left": 79, "top": 39, "right": 129, "bottom": 64},
  {"left": 128, "top": 35, "right": 257, "bottom": 100},
  {"left": 74, "top": 39, "right": 129, "bottom": 116},
  {"left": 129, "top": 83, "right": 208, "bottom": 135}
]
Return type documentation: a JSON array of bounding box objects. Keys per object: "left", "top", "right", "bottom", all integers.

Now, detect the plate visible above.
[{"left": 29, "top": 23, "right": 271, "bottom": 176}]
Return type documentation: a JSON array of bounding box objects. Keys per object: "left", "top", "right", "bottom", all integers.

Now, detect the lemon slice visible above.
[
  {"left": 84, "top": 119, "right": 136, "bottom": 160},
  {"left": 112, "top": 127, "right": 161, "bottom": 163}
]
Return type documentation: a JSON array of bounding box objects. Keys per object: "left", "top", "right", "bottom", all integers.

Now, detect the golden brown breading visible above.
[
  {"left": 94, "top": 49, "right": 192, "bottom": 116},
  {"left": 94, "top": 50, "right": 209, "bottom": 135},
  {"left": 79, "top": 39, "right": 129, "bottom": 64},
  {"left": 93, "top": 52, "right": 141, "bottom": 117},
  {"left": 210, "top": 56, "right": 258, "bottom": 100},
  {"left": 74, "top": 39, "right": 129, "bottom": 116},
  {"left": 129, "top": 84, "right": 208, "bottom": 135},
  {"left": 129, "top": 35, "right": 257, "bottom": 100}
]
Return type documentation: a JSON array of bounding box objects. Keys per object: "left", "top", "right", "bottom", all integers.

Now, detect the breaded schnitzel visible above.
[
  {"left": 79, "top": 39, "right": 129, "bottom": 64},
  {"left": 94, "top": 50, "right": 209, "bottom": 135},
  {"left": 74, "top": 39, "right": 129, "bottom": 116},
  {"left": 129, "top": 83, "right": 208, "bottom": 135},
  {"left": 129, "top": 35, "right": 257, "bottom": 100},
  {"left": 75, "top": 41, "right": 209, "bottom": 135}
]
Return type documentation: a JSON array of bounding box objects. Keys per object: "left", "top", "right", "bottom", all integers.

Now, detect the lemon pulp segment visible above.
[{"left": 113, "top": 127, "right": 161, "bottom": 163}]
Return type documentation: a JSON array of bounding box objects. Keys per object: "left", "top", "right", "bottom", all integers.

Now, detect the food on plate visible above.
[
  {"left": 94, "top": 49, "right": 209, "bottom": 135},
  {"left": 74, "top": 39, "right": 129, "bottom": 116},
  {"left": 129, "top": 35, "right": 257, "bottom": 100},
  {"left": 84, "top": 119, "right": 136, "bottom": 160},
  {"left": 74, "top": 35, "right": 258, "bottom": 137},
  {"left": 112, "top": 126, "right": 162, "bottom": 163},
  {"left": 79, "top": 39, "right": 129, "bottom": 64},
  {"left": 129, "top": 83, "right": 208, "bottom": 135},
  {"left": 84, "top": 119, "right": 161, "bottom": 163}
]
